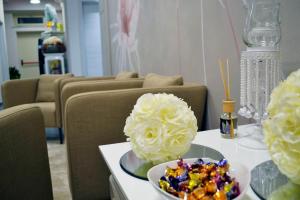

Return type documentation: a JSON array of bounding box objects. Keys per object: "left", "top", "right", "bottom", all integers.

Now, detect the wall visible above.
[
  {"left": 99, "top": 0, "right": 112, "bottom": 75},
  {"left": 0, "top": 0, "right": 3, "bottom": 26},
  {"left": 0, "top": 0, "right": 4, "bottom": 88},
  {"left": 0, "top": 0, "right": 9, "bottom": 102},
  {"left": 280, "top": 0, "right": 300, "bottom": 76},
  {"left": 106, "top": 0, "right": 245, "bottom": 129},
  {"left": 4, "top": 13, "right": 19, "bottom": 69},
  {"left": 105, "top": 0, "right": 300, "bottom": 129},
  {"left": 64, "top": 0, "right": 110, "bottom": 76},
  {"left": 64, "top": 0, "right": 84, "bottom": 76},
  {"left": 82, "top": 1, "right": 103, "bottom": 76}
]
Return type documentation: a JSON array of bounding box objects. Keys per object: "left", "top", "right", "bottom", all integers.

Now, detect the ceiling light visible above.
[{"left": 30, "top": 0, "right": 40, "bottom": 4}]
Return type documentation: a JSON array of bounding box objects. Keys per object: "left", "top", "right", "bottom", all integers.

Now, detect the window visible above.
[{"left": 17, "top": 17, "right": 43, "bottom": 24}]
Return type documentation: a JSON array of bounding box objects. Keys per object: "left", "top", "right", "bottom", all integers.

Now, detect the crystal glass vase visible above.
[
  {"left": 238, "top": 0, "right": 282, "bottom": 149},
  {"left": 242, "top": 0, "right": 281, "bottom": 50}
]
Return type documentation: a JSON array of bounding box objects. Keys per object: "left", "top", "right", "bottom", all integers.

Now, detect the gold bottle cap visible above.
[{"left": 223, "top": 100, "right": 235, "bottom": 113}]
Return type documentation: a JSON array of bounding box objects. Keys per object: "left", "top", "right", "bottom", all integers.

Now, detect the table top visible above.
[{"left": 99, "top": 125, "right": 271, "bottom": 200}]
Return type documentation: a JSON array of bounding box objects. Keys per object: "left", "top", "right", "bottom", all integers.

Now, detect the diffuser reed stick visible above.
[
  {"left": 219, "top": 60, "right": 229, "bottom": 100},
  {"left": 227, "top": 59, "right": 231, "bottom": 99},
  {"left": 226, "top": 59, "right": 234, "bottom": 139}
]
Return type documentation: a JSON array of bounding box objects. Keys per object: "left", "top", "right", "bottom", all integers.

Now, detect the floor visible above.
[{"left": 46, "top": 128, "right": 72, "bottom": 200}]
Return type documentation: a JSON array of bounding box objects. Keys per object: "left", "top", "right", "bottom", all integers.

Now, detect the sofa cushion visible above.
[
  {"left": 27, "top": 102, "right": 56, "bottom": 127},
  {"left": 115, "top": 71, "right": 138, "bottom": 80},
  {"left": 36, "top": 74, "right": 73, "bottom": 102},
  {"left": 142, "top": 73, "right": 183, "bottom": 88}
]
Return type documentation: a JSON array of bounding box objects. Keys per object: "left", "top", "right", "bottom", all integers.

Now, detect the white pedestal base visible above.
[
  {"left": 238, "top": 124, "right": 267, "bottom": 150},
  {"left": 44, "top": 53, "right": 65, "bottom": 74}
]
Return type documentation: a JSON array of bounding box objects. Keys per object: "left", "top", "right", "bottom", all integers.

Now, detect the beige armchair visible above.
[
  {"left": 60, "top": 79, "right": 144, "bottom": 127},
  {"left": 54, "top": 76, "right": 115, "bottom": 129},
  {"left": 1, "top": 74, "right": 73, "bottom": 144},
  {"left": 64, "top": 83, "right": 207, "bottom": 199},
  {"left": 54, "top": 71, "right": 140, "bottom": 130},
  {"left": 0, "top": 105, "right": 53, "bottom": 199}
]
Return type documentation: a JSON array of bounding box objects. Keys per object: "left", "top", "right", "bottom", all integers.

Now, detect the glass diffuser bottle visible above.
[
  {"left": 220, "top": 100, "right": 238, "bottom": 138},
  {"left": 219, "top": 59, "right": 237, "bottom": 139}
]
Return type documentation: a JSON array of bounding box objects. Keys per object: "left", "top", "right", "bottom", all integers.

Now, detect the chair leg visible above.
[{"left": 58, "top": 128, "right": 64, "bottom": 144}]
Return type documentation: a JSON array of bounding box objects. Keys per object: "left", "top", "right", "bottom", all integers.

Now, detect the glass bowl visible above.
[{"left": 147, "top": 158, "right": 250, "bottom": 200}]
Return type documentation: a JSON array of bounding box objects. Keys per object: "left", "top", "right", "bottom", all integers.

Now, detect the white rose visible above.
[
  {"left": 124, "top": 93, "right": 198, "bottom": 164},
  {"left": 263, "top": 68, "right": 300, "bottom": 184}
]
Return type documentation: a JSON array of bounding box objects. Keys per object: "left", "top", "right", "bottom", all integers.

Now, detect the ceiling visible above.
[
  {"left": 3, "top": 0, "right": 62, "bottom": 12},
  {"left": 3, "top": 0, "right": 63, "bottom": 3}
]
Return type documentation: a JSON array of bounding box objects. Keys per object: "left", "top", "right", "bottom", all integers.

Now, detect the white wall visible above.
[
  {"left": 104, "top": 0, "right": 300, "bottom": 129},
  {"left": 0, "top": 0, "right": 9, "bottom": 102},
  {"left": 82, "top": 1, "right": 103, "bottom": 76},
  {"left": 0, "top": 0, "right": 3, "bottom": 25},
  {"left": 0, "top": 0, "right": 4, "bottom": 87},
  {"left": 105, "top": 0, "right": 247, "bottom": 129},
  {"left": 280, "top": 0, "right": 300, "bottom": 76},
  {"left": 64, "top": 0, "right": 108, "bottom": 76},
  {"left": 99, "top": 0, "right": 112, "bottom": 75},
  {"left": 4, "top": 13, "right": 19, "bottom": 69},
  {"left": 64, "top": 0, "right": 84, "bottom": 75}
]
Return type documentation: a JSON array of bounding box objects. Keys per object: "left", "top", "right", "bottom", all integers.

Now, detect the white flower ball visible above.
[
  {"left": 124, "top": 93, "right": 198, "bottom": 164},
  {"left": 263, "top": 69, "right": 300, "bottom": 184}
]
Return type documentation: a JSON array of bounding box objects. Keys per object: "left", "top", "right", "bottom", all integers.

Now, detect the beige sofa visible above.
[
  {"left": 1, "top": 72, "right": 139, "bottom": 144},
  {"left": 64, "top": 83, "right": 207, "bottom": 199},
  {"left": 0, "top": 105, "right": 53, "bottom": 199},
  {"left": 1, "top": 74, "right": 73, "bottom": 143}
]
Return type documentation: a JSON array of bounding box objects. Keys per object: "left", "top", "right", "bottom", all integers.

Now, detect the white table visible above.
[{"left": 99, "top": 125, "right": 270, "bottom": 200}]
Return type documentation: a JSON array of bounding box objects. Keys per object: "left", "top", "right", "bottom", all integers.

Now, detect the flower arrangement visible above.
[
  {"left": 9, "top": 66, "right": 21, "bottom": 80},
  {"left": 263, "top": 69, "right": 300, "bottom": 184},
  {"left": 124, "top": 93, "right": 198, "bottom": 164},
  {"left": 42, "top": 36, "right": 66, "bottom": 53},
  {"left": 268, "top": 182, "right": 300, "bottom": 200}
]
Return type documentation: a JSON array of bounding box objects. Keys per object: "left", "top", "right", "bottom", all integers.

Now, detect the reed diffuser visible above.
[{"left": 219, "top": 59, "right": 237, "bottom": 138}]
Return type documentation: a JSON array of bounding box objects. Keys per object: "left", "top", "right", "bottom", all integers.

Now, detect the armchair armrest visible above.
[
  {"left": 1, "top": 79, "right": 39, "bottom": 108},
  {"left": 53, "top": 76, "right": 80, "bottom": 128}
]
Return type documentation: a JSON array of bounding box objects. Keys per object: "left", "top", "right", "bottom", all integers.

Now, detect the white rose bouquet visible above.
[
  {"left": 124, "top": 93, "right": 198, "bottom": 164},
  {"left": 263, "top": 69, "right": 300, "bottom": 184}
]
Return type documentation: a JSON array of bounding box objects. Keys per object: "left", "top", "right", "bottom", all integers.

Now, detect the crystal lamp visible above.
[{"left": 238, "top": 0, "right": 282, "bottom": 149}]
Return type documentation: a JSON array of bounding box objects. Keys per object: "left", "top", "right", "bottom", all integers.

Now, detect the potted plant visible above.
[{"left": 9, "top": 66, "right": 21, "bottom": 80}]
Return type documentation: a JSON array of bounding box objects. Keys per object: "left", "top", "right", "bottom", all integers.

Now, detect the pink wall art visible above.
[{"left": 111, "top": 0, "right": 141, "bottom": 73}]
